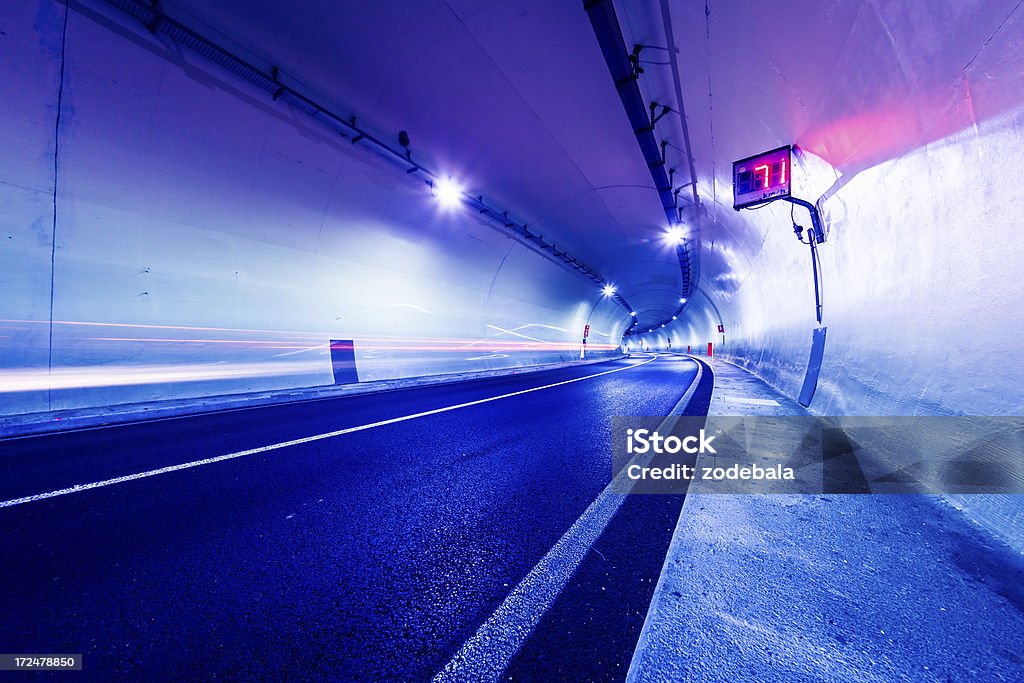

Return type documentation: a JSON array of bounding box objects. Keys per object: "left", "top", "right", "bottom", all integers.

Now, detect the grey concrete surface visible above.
[{"left": 628, "top": 359, "right": 1024, "bottom": 682}]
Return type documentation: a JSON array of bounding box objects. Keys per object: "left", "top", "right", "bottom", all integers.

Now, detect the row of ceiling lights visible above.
[
  {"left": 436, "top": 176, "right": 692, "bottom": 335},
  {"left": 585, "top": 0, "right": 701, "bottom": 336},
  {"left": 105, "top": 0, "right": 644, "bottom": 332},
  {"left": 434, "top": 176, "right": 643, "bottom": 319},
  {"left": 625, "top": 227, "right": 691, "bottom": 335},
  {"left": 609, "top": 225, "right": 692, "bottom": 336}
]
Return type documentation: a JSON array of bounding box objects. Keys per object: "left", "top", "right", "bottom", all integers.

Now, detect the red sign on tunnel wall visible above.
[{"left": 733, "top": 145, "right": 791, "bottom": 209}]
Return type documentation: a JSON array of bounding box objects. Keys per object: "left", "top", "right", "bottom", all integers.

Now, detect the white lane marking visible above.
[
  {"left": 434, "top": 358, "right": 703, "bottom": 683},
  {"left": 624, "top": 357, "right": 715, "bottom": 683},
  {"left": 0, "top": 356, "right": 659, "bottom": 509},
  {"left": 728, "top": 396, "right": 780, "bottom": 406}
]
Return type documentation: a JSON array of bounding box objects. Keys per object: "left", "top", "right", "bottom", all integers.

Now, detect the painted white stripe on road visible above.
[
  {"left": 728, "top": 396, "right": 780, "bottom": 406},
  {"left": 434, "top": 358, "right": 704, "bottom": 683},
  {"left": 0, "top": 355, "right": 659, "bottom": 509}
]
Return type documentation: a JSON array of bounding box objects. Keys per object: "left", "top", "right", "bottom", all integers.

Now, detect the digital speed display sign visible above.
[{"left": 732, "top": 145, "right": 791, "bottom": 209}]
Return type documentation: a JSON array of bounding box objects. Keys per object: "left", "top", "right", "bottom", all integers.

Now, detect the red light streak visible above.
[
  {"left": 79, "top": 336, "right": 617, "bottom": 353},
  {"left": 3, "top": 319, "right": 620, "bottom": 354},
  {"left": 0, "top": 320, "right": 595, "bottom": 347}
]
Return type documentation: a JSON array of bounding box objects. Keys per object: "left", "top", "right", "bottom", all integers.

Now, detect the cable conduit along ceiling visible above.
[
  {"left": 99, "top": 0, "right": 639, "bottom": 319},
  {"left": 584, "top": 0, "right": 698, "bottom": 332}
]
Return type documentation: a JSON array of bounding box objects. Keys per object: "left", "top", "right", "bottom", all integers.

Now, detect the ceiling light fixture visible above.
[
  {"left": 433, "top": 176, "right": 464, "bottom": 209},
  {"left": 665, "top": 225, "right": 685, "bottom": 244}
]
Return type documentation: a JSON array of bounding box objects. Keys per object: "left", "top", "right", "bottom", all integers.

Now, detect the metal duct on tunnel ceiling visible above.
[{"left": 584, "top": 0, "right": 698, "bottom": 329}]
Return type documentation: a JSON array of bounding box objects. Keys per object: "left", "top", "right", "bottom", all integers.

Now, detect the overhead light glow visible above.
[
  {"left": 665, "top": 226, "right": 685, "bottom": 244},
  {"left": 630, "top": 311, "right": 637, "bottom": 317},
  {"left": 602, "top": 284, "right": 616, "bottom": 296},
  {"left": 679, "top": 297, "right": 687, "bottom": 304},
  {"left": 433, "top": 176, "right": 464, "bottom": 208}
]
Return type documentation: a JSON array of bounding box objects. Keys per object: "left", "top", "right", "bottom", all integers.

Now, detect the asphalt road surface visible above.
[{"left": 0, "top": 354, "right": 709, "bottom": 680}]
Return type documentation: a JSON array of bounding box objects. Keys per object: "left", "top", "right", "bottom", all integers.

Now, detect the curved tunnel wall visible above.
[
  {"left": 644, "top": 117, "right": 1024, "bottom": 547},
  {"left": 0, "top": 2, "right": 630, "bottom": 416},
  {"left": 645, "top": 0, "right": 1024, "bottom": 549},
  {"left": 708, "top": 126, "right": 1024, "bottom": 418},
  {"left": 686, "top": 116, "right": 1024, "bottom": 548},
  {"left": 647, "top": 0, "right": 1024, "bottom": 419},
  {"left": 669, "top": 0, "right": 1024, "bottom": 419},
  {"left": 645, "top": 0, "right": 1024, "bottom": 418}
]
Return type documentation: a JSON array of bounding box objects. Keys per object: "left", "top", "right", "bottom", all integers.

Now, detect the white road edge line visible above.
[
  {"left": 0, "top": 355, "right": 660, "bottom": 509},
  {"left": 624, "top": 357, "right": 715, "bottom": 683},
  {"left": 433, "top": 358, "right": 704, "bottom": 683},
  {"left": 728, "top": 396, "right": 780, "bottom": 406}
]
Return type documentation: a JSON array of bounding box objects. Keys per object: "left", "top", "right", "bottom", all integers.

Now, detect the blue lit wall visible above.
[
  {"left": 636, "top": 0, "right": 1024, "bottom": 547},
  {"left": 624, "top": 0, "right": 1024, "bottom": 418},
  {"left": 0, "top": 1, "right": 630, "bottom": 415}
]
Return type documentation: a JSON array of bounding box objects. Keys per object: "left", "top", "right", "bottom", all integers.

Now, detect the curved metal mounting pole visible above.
[
  {"left": 781, "top": 197, "right": 826, "bottom": 324},
  {"left": 781, "top": 196, "right": 826, "bottom": 244},
  {"left": 808, "top": 228, "right": 824, "bottom": 324},
  {"left": 748, "top": 195, "right": 826, "bottom": 323}
]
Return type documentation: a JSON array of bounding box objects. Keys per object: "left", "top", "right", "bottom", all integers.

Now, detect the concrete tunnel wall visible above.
[
  {"left": 708, "top": 129, "right": 1024, "bottom": 417},
  {"left": 702, "top": 118, "right": 1024, "bottom": 550},
  {"left": 0, "top": 1, "right": 631, "bottom": 416},
  {"left": 634, "top": 0, "right": 1024, "bottom": 419},
  {"left": 647, "top": 0, "right": 1024, "bottom": 549}
]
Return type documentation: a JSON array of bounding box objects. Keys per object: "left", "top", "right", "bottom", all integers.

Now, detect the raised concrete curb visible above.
[
  {"left": 626, "top": 360, "right": 1024, "bottom": 682},
  {"left": 0, "top": 354, "right": 626, "bottom": 439}
]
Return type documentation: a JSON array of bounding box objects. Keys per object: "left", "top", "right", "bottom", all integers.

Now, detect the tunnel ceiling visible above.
[
  {"left": 161, "top": 0, "right": 686, "bottom": 329},
  {"left": 158, "top": 0, "right": 1023, "bottom": 333}
]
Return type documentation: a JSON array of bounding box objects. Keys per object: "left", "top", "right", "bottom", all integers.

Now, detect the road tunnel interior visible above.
[{"left": 1, "top": 0, "right": 1023, "bottom": 679}]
